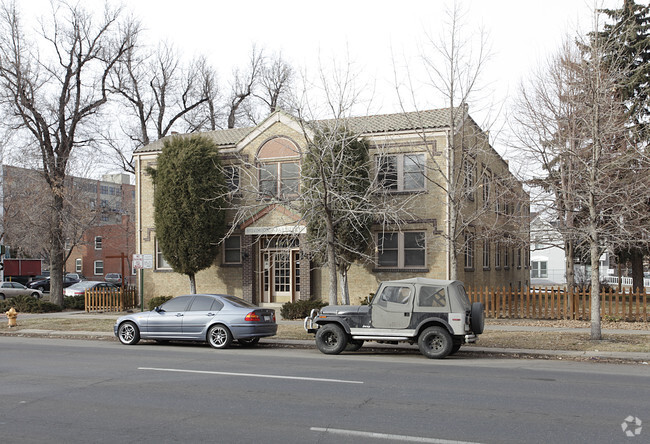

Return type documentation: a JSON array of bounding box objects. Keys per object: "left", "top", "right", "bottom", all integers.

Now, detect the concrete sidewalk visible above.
[{"left": 2, "top": 310, "right": 649, "bottom": 363}]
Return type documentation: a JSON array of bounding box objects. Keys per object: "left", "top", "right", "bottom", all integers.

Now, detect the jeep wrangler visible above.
[{"left": 304, "top": 277, "right": 484, "bottom": 359}]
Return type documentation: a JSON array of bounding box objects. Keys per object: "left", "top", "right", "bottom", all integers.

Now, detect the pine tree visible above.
[{"left": 148, "top": 135, "right": 227, "bottom": 294}]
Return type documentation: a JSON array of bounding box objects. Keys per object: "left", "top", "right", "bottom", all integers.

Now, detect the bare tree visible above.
[
  {"left": 226, "top": 46, "right": 264, "bottom": 129},
  {"left": 256, "top": 52, "right": 294, "bottom": 114},
  {"left": 514, "top": 11, "right": 649, "bottom": 339},
  {"left": 0, "top": 0, "right": 138, "bottom": 305},
  {"left": 394, "top": 1, "right": 516, "bottom": 282},
  {"left": 107, "top": 42, "right": 212, "bottom": 172},
  {"left": 514, "top": 40, "right": 584, "bottom": 291}
]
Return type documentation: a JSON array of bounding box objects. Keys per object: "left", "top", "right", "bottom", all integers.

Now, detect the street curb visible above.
[{"left": 1, "top": 328, "right": 649, "bottom": 363}]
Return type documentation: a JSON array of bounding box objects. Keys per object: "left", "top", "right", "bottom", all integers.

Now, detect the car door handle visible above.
[
  {"left": 207, "top": 312, "right": 216, "bottom": 316},
  {"left": 175, "top": 313, "right": 183, "bottom": 317},
  {"left": 404, "top": 312, "right": 410, "bottom": 317}
]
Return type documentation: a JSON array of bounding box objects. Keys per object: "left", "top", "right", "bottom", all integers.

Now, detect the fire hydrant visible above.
[{"left": 6, "top": 307, "right": 17, "bottom": 327}]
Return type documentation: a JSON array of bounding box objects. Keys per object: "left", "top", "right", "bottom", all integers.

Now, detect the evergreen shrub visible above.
[{"left": 280, "top": 299, "right": 327, "bottom": 320}]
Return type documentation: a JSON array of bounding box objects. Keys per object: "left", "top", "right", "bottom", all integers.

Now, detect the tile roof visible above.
[{"left": 134, "top": 107, "right": 465, "bottom": 154}]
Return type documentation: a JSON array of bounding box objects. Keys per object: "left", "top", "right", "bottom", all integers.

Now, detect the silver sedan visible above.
[
  {"left": 114, "top": 294, "right": 277, "bottom": 349},
  {"left": 0, "top": 281, "right": 43, "bottom": 300}
]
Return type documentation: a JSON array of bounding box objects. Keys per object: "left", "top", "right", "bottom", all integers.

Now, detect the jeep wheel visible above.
[
  {"left": 470, "top": 302, "right": 485, "bottom": 334},
  {"left": 418, "top": 326, "right": 452, "bottom": 359},
  {"left": 315, "top": 324, "right": 348, "bottom": 355},
  {"left": 345, "top": 339, "right": 364, "bottom": 352}
]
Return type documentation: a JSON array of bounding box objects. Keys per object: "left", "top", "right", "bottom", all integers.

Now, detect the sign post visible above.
[{"left": 133, "top": 254, "right": 153, "bottom": 311}]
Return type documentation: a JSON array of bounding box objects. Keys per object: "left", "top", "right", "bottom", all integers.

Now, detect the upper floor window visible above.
[
  {"left": 377, "top": 153, "right": 425, "bottom": 192},
  {"left": 94, "top": 236, "right": 102, "bottom": 250},
  {"left": 257, "top": 137, "right": 301, "bottom": 199},
  {"left": 260, "top": 161, "right": 300, "bottom": 198},
  {"left": 482, "top": 168, "right": 491, "bottom": 209},
  {"left": 464, "top": 157, "right": 475, "bottom": 200},
  {"left": 100, "top": 185, "right": 109, "bottom": 195},
  {"left": 225, "top": 165, "right": 240, "bottom": 194},
  {"left": 75, "top": 258, "right": 82, "bottom": 273}
]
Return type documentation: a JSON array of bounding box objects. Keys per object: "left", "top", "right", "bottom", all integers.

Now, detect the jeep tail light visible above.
[{"left": 245, "top": 312, "right": 261, "bottom": 321}]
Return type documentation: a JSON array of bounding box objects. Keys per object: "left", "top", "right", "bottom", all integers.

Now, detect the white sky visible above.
[{"left": 17, "top": 0, "right": 631, "bottom": 174}]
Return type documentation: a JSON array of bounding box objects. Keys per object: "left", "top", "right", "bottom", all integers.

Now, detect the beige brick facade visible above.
[{"left": 134, "top": 109, "right": 529, "bottom": 306}]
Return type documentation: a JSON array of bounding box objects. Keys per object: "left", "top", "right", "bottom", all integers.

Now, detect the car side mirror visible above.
[{"left": 154, "top": 306, "right": 162, "bottom": 312}]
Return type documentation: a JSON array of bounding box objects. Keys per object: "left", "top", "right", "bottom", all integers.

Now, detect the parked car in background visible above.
[
  {"left": 104, "top": 273, "right": 122, "bottom": 285},
  {"left": 65, "top": 273, "right": 87, "bottom": 281},
  {"left": 64, "top": 281, "right": 119, "bottom": 297},
  {"left": 115, "top": 294, "right": 277, "bottom": 349},
  {"left": 27, "top": 275, "right": 80, "bottom": 292},
  {"left": 0, "top": 281, "right": 43, "bottom": 300}
]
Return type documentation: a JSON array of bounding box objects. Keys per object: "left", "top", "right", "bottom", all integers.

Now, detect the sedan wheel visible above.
[
  {"left": 31, "top": 292, "right": 41, "bottom": 299},
  {"left": 37, "top": 286, "right": 45, "bottom": 292},
  {"left": 118, "top": 321, "right": 140, "bottom": 345},
  {"left": 207, "top": 324, "right": 233, "bottom": 349}
]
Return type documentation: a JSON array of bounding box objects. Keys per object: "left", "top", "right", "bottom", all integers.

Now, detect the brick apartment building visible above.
[
  {"left": 0, "top": 165, "right": 135, "bottom": 281},
  {"left": 134, "top": 108, "right": 530, "bottom": 306}
]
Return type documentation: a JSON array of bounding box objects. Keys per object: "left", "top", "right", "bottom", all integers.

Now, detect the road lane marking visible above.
[
  {"left": 310, "top": 427, "right": 484, "bottom": 444},
  {"left": 138, "top": 367, "right": 363, "bottom": 384}
]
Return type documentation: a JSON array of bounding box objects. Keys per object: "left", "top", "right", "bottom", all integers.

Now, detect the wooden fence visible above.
[
  {"left": 467, "top": 286, "right": 649, "bottom": 322},
  {"left": 84, "top": 286, "right": 138, "bottom": 312}
]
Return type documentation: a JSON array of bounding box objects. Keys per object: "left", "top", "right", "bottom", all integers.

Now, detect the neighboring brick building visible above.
[
  {"left": 134, "top": 108, "right": 529, "bottom": 306},
  {"left": 0, "top": 165, "right": 135, "bottom": 281}
]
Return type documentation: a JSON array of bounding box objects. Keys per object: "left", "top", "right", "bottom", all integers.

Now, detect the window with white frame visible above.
[
  {"left": 531, "top": 260, "right": 548, "bottom": 278},
  {"left": 464, "top": 232, "right": 475, "bottom": 270},
  {"left": 377, "top": 231, "right": 426, "bottom": 268},
  {"left": 482, "top": 168, "right": 491, "bottom": 209},
  {"left": 376, "top": 153, "right": 425, "bottom": 192},
  {"left": 463, "top": 157, "right": 475, "bottom": 200},
  {"left": 94, "top": 236, "right": 102, "bottom": 250},
  {"left": 259, "top": 161, "right": 300, "bottom": 198},
  {"left": 223, "top": 235, "right": 241, "bottom": 264},
  {"left": 482, "top": 238, "right": 490, "bottom": 269},
  {"left": 75, "top": 258, "right": 82, "bottom": 273},
  {"left": 155, "top": 239, "right": 172, "bottom": 270},
  {"left": 94, "top": 260, "right": 104, "bottom": 275}
]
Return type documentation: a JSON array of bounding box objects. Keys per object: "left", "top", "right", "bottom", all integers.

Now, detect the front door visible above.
[
  {"left": 371, "top": 285, "right": 415, "bottom": 329},
  {"left": 260, "top": 237, "right": 300, "bottom": 303}
]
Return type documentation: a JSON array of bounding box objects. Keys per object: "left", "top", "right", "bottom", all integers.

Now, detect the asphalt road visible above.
[{"left": 1, "top": 337, "right": 648, "bottom": 444}]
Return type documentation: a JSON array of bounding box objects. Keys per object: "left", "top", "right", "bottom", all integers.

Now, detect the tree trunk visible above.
[
  {"left": 325, "top": 213, "right": 338, "bottom": 305},
  {"left": 630, "top": 249, "right": 644, "bottom": 293},
  {"left": 589, "top": 236, "right": 601, "bottom": 340},
  {"left": 49, "top": 192, "right": 65, "bottom": 307},
  {"left": 189, "top": 273, "right": 196, "bottom": 294},
  {"left": 340, "top": 267, "right": 349, "bottom": 305}
]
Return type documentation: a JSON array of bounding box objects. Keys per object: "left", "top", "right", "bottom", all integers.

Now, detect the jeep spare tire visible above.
[{"left": 470, "top": 302, "right": 485, "bottom": 334}]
